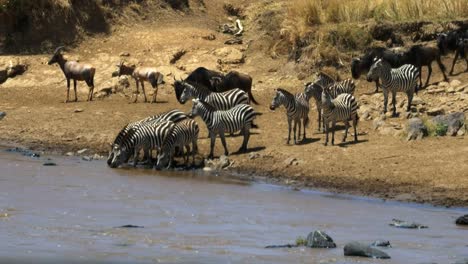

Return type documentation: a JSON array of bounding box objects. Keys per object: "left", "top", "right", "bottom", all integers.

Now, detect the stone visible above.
[
  {"left": 455, "top": 215, "right": 468, "bottom": 225},
  {"left": 119, "top": 52, "right": 130, "bottom": 57},
  {"left": 344, "top": 241, "right": 390, "bottom": 259},
  {"left": 427, "top": 107, "right": 445, "bottom": 116},
  {"left": 411, "top": 96, "right": 425, "bottom": 106},
  {"left": 77, "top": 148, "right": 88, "bottom": 155},
  {"left": 457, "top": 128, "right": 465, "bottom": 136},
  {"left": 373, "top": 118, "right": 385, "bottom": 130},
  {"left": 306, "top": 230, "right": 336, "bottom": 248},
  {"left": 0, "top": 111, "right": 6, "bottom": 120},
  {"left": 389, "top": 219, "right": 428, "bottom": 229},
  {"left": 214, "top": 47, "right": 245, "bottom": 64},
  {"left": 82, "top": 156, "right": 92, "bottom": 161},
  {"left": 406, "top": 118, "right": 427, "bottom": 141},
  {"left": 248, "top": 153, "right": 260, "bottom": 160},
  {"left": 427, "top": 87, "right": 445, "bottom": 94},
  {"left": 446, "top": 87, "right": 455, "bottom": 93},
  {"left": 450, "top": 79, "right": 462, "bottom": 88},
  {"left": 93, "top": 154, "right": 103, "bottom": 160},
  {"left": 431, "top": 112, "right": 465, "bottom": 136},
  {"left": 65, "top": 152, "right": 74, "bottom": 156},
  {"left": 74, "top": 108, "right": 84, "bottom": 113},
  {"left": 204, "top": 155, "right": 231, "bottom": 170},
  {"left": 438, "top": 81, "right": 450, "bottom": 88},
  {"left": 371, "top": 240, "right": 391, "bottom": 247},
  {"left": 284, "top": 157, "right": 299, "bottom": 166}
]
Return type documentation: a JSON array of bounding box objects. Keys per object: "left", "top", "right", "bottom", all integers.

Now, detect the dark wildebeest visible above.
[
  {"left": 210, "top": 71, "right": 259, "bottom": 104},
  {"left": 351, "top": 47, "right": 405, "bottom": 93},
  {"left": 401, "top": 44, "right": 448, "bottom": 88},
  {"left": 173, "top": 67, "right": 224, "bottom": 102},
  {"left": 437, "top": 29, "right": 468, "bottom": 75},
  {"left": 115, "top": 61, "right": 165, "bottom": 103},
  {"left": 48, "top": 46, "right": 96, "bottom": 102}
]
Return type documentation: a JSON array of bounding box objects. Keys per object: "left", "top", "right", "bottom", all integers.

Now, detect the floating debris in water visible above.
[
  {"left": 265, "top": 244, "right": 298, "bottom": 249},
  {"left": 115, "top": 225, "right": 144, "bottom": 229},
  {"left": 390, "top": 219, "right": 428, "bottom": 229}
]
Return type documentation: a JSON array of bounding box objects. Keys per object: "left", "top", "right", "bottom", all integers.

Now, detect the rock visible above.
[
  {"left": 371, "top": 240, "right": 391, "bottom": 247},
  {"left": 65, "top": 152, "right": 74, "bottom": 156},
  {"left": 0, "top": 111, "right": 6, "bottom": 120},
  {"left": 115, "top": 224, "right": 144, "bottom": 228},
  {"left": 74, "top": 108, "right": 84, "bottom": 113},
  {"left": 455, "top": 215, "right": 468, "bottom": 225},
  {"left": 406, "top": 118, "right": 427, "bottom": 141},
  {"left": 431, "top": 112, "right": 465, "bottom": 136},
  {"left": 389, "top": 219, "right": 428, "bottom": 229},
  {"left": 438, "top": 81, "right": 450, "bottom": 88},
  {"left": 6, "top": 147, "right": 40, "bottom": 158},
  {"left": 248, "top": 153, "right": 260, "bottom": 160},
  {"left": 265, "top": 244, "right": 298, "bottom": 249},
  {"left": 119, "top": 52, "right": 130, "bottom": 57},
  {"left": 82, "top": 156, "right": 92, "bottom": 161},
  {"left": 427, "top": 87, "right": 445, "bottom": 94},
  {"left": 284, "top": 157, "right": 299, "bottom": 166},
  {"left": 204, "top": 155, "right": 231, "bottom": 170},
  {"left": 446, "top": 87, "right": 455, "bottom": 93},
  {"left": 202, "top": 34, "right": 216, "bottom": 41},
  {"left": 214, "top": 47, "right": 245, "bottom": 64},
  {"left": 306, "top": 230, "right": 336, "bottom": 248},
  {"left": 411, "top": 96, "right": 425, "bottom": 106},
  {"left": 224, "top": 38, "right": 243, "bottom": 45},
  {"left": 450, "top": 79, "right": 462, "bottom": 88},
  {"left": 458, "top": 128, "right": 466, "bottom": 136},
  {"left": 456, "top": 85, "right": 466, "bottom": 93},
  {"left": 77, "top": 148, "right": 88, "bottom": 155},
  {"left": 344, "top": 241, "right": 390, "bottom": 259},
  {"left": 427, "top": 107, "right": 445, "bottom": 116},
  {"left": 43, "top": 162, "right": 57, "bottom": 166},
  {"left": 93, "top": 154, "right": 103, "bottom": 160},
  {"left": 373, "top": 118, "right": 385, "bottom": 130}
]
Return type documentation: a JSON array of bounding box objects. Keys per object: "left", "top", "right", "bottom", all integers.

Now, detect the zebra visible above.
[
  {"left": 367, "top": 58, "right": 419, "bottom": 117},
  {"left": 178, "top": 81, "right": 249, "bottom": 109},
  {"left": 270, "top": 88, "right": 310, "bottom": 144},
  {"left": 107, "top": 109, "right": 187, "bottom": 167},
  {"left": 156, "top": 118, "right": 199, "bottom": 169},
  {"left": 189, "top": 99, "right": 260, "bottom": 159},
  {"left": 109, "top": 120, "right": 175, "bottom": 168},
  {"left": 304, "top": 72, "right": 336, "bottom": 131},
  {"left": 326, "top": 79, "right": 356, "bottom": 98},
  {"left": 321, "top": 89, "right": 359, "bottom": 146}
]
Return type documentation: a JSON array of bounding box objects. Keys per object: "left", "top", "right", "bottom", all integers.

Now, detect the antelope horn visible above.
[{"left": 53, "top": 46, "right": 65, "bottom": 55}]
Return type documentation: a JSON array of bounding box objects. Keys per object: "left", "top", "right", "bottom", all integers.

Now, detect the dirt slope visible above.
[{"left": 0, "top": 0, "right": 467, "bottom": 207}]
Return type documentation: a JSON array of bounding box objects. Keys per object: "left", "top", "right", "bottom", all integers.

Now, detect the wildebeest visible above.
[
  {"left": 400, "top": 44, "right": 448, "bottom": 88},
  {"left": 351, "top": 47, "right": 405, "bottom": 93},
  {"left": 437, "top": 29, "right": 468, "bottom": 75},
  {"left": 210, "top": 71, "right": 259, "bottom": 104},
  {"left": 116, "top": 61, "right": 165, "bottom": 103},
  {"left": 173, "top": 67, "right": 224, "bottom": 102},
  {"left": 48, "top": 46, "right": 96, "bottom": 102}
]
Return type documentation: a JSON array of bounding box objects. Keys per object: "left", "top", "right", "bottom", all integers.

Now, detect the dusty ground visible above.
[{"left": 0, "top": 0, "right": 467, "bottom": 207}]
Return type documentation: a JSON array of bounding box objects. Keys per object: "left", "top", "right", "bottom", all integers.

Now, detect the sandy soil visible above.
[{"left": 0, "top": 0, "right": 467, "bottom": 207}]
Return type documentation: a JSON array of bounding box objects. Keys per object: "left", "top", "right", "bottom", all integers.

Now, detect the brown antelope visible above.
[
  {"left": 115, "top": 61, "right": 165, "bottom": 103},
  {"left": 48, "top": 46, "right": 96, "bottom": 102}
]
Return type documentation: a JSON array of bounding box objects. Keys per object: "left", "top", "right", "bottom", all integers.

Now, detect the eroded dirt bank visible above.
[{"left": 1, "top": 0, "right": 467, "bottom": 207}]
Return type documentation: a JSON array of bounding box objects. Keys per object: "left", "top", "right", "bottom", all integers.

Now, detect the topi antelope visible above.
[
  {"left": 115, "top": 61, "right": 165, "bottom": 103},
  {"left": 48, "top": 46, "right": 96, "bottom": 102}
]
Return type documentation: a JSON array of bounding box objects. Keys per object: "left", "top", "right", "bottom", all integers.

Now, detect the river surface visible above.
[{"left": 0, "top": 150, "right": 467, "bottom": 264}]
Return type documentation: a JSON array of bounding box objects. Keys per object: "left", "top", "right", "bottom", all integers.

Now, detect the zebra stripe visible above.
[
  {"left": 271, "top": 88, "right": 310, "bottom": 144},
  {"left": 367, "top": 59, "right": 419, "bottom": 116},
  {"left": 326, "top": 79, "right": 356, "bottom": 98},
  {"left": 304, "top": 72, "right": 336, "bottom": 131},
  {"left": 190, "top": 99, "right": 258, "bottom": 158},
  {"left": 156, "top": 119, "right": 199, "bottom": 169},
  {"left": 110, "top": 120, "right": 175, "bottom": 168},
  {"left": 321, "top": 90, "right": 359, "bottom": 146},
  {"left": 179, "top": 81, "right": 249, "bottom": 110}
]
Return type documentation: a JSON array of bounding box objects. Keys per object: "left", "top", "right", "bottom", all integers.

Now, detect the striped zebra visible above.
[
  {"left": 321, "top": 89, "right": 359, "bottom": 146},
  {"left": 326, "top": 79, "right": 356, "bottom": 98},
  {"left": 270, "top": 88, "right": 310, "bottom": 144},
  {"left": 367, "top": 58, "right": 419, "bottom": 117},
  {"left": 178, "top": 81, "right": 249, "bottom": 109},
  {"left": 190, "top": 99, "right": 259, "bottom": 159},
  {"left": 156, "top": 118, "right": 199, "bottom": 169},
  {"left": 107, "top": 109, "right": 187, "bottom": 167},
  {"left": 109, "top": 120, "right": 175, "bottom": 168}
]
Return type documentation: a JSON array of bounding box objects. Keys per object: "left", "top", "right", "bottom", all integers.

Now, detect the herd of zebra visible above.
[{"left": 43, "top": 29, "right": 467, "bottom": 169}]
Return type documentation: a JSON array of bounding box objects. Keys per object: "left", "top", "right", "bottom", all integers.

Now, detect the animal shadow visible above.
[
  {"left": 338, "top": 139, "right": 368, "bottom": 147},
  {"left": 296, "top": 137, "right": 320, "bottom": 145},
  {"left": 232, "top": 146, "right": 266, "bottom": 155}
]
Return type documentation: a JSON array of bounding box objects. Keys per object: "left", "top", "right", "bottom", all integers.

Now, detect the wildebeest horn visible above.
[{"left": 53, "top": 46, "right": 65, "bottom": 55}]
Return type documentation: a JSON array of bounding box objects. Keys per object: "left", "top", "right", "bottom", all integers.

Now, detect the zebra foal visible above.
[
  {"left": 270, "top": 88, "right": 310, "bottom": 144},
  {"left": 156, "top": 119, "right": 199, "bottom": 169},
  {"left": 189, "top": 99, "right": 259, "bottom": 159},
  {"left": 321, "top": 89, "right": 359, "bottom": 146},
  {"left": 367, "top": 58, "right": 419, "bottom": 117}
]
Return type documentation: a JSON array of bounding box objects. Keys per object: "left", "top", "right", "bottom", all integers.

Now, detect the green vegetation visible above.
[
  {"left": 295, "top": 236, "right": 307, "bottom": 246},
  {"left": 424, "top": 119, "right": 449, "bottom": 137}
]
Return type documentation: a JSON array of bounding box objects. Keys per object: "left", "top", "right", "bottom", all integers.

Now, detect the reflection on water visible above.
[{"left": 0, "top": 150, "right": 467, "bottom": 264}]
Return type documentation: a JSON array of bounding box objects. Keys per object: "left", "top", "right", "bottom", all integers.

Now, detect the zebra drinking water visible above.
[
  {"left": 189, "top": 99, "right": 259, "bottom": 159},
  {"left": 156, "top": 118, "right": 199, "bottom": 169},
  {"left": 270, "top": 88, "right": 310, "bottom": 144},
  {"left": 367, "top": 58, "right": 419, "bottom": 117},
  {"left": 321, "top": 89, "right": 359, "bottom": 146},
  {"left": 177, "top": 81, "right": 249, "bottom": 109}
]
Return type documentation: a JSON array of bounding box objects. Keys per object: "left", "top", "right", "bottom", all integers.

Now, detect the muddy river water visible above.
[{"left": 0, "top": 150, "right": 467, "bottom": 263}]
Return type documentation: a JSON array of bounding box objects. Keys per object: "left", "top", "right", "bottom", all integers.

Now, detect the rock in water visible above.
[
  {"left": 389, "top": 219, "right": 428, "bottom": 229},
  {"left": 344, "top": 241, "right": 391, "bottom": 259},
  {"left": 455, "top": 215, "right": 468, "bottom": 225},
  {"left": 306, "top": 230, "right": 336, "bottom": 248},
  {"left": 265, "top": 244, "right": 298, "bottom": 249},
  {"left": 406, "top": 118, "right": 427, "bottom": 141},
  {"left": 371, "top": 240, "right": 391, "bottom": 247}
]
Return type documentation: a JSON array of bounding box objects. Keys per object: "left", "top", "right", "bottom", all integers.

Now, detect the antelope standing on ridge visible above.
[
  {"left": 48, "top": 46, "right": 96, "bottom": 102},
  {"left": 116, "top": 61, "right": 165, "bottom": 103}
]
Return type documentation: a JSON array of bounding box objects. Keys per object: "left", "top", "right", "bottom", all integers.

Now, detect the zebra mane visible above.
[{"left": 276, "top": 88, "right": 295, "bottom": 99}]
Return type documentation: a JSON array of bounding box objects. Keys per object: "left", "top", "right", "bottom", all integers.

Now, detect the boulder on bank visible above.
[
  {"left": 203, "top": 155, "right": 231, "bottom": 171},
  {"left": 455, "top": 215, "right": 468, "bottom": 226},
  {"left": 344, "top": 241, "right": 390, "bottom": 259},
  {"left": 306, "top": 230, "right": 336, "bottom": 248},
  {"left": 431, "top": 112, "right": 465, "bottom": 136},
  {"left": 406, "top": 118, "right": 427, "bottom": 141}
]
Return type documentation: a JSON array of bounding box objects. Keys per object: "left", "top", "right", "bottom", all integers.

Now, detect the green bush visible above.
[{"left": 434, "top": 123, "right": 448, "bottom": 136}]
